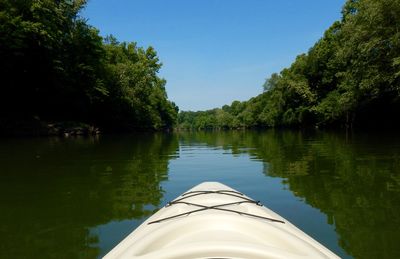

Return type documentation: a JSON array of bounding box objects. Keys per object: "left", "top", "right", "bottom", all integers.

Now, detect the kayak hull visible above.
[{"left": 104, "top": 182, "right": 340, "bottom": 259}]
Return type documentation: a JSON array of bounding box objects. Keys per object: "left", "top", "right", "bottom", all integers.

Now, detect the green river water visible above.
[{"left": 1, "top": 130, "right": 400, "bottom": 258}]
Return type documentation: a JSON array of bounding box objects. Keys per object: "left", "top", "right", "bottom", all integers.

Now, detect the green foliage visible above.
[
  {"left": 99, "top": 42, "right": 177, "bottom": 130},
  {"left": 0, "top": 0, "right": 177, "bottom": 133},
  {"left": 178, "top": 0, "right": 400, "bottom": 130}
]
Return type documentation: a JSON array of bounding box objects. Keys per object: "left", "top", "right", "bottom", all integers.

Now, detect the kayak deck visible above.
[{"left": 104, "top": 182, "right": 340, "bottom": 259}]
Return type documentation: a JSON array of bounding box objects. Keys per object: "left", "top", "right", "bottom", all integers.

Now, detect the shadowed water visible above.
[{"left": 0, "top": 130, "right": 399, "bottom": 258}]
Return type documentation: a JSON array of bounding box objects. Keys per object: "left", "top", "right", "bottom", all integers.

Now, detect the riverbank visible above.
[{"left": 0, "top": 117, "right": 100, "bottom": 137}]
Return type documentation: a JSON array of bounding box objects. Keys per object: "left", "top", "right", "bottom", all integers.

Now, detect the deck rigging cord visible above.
[{"left": 148, "top": 190, "right": 285, "bottom": 225}]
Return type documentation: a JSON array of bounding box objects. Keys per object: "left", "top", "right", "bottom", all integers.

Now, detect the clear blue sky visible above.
[{"left": 82, "top": 0, "right": 345, "bottom": 111}]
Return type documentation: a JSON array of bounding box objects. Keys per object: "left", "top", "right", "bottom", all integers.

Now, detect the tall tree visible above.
[{"left": 0, "top": 0, "right": 178, "bottom": 134}]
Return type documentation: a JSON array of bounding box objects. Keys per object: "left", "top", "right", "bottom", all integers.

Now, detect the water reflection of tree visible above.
[
  {"left": 179, "top": 130, "right": 400, "bottom": 259},
  {"left": 249, "top": 131, "right": 400, "bottom": 259},
  {"left": 0, "top": 133, "right": 179, "bottom": 258}
]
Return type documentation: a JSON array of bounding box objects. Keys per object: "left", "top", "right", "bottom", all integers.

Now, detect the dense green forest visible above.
[
  {"left": 178, "top": 0, "right": 400, "bottom": 130},
  {"left": 0, "top": 0, "right": 178, "bottom": 135}
]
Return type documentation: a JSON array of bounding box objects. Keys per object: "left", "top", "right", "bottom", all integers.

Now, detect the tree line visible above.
[
  {"left": 178, "top": 0, "right": 400, "bottom": 130},
  {"left": 0, "top": 0, "right": 178, "bottom": 134}
]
